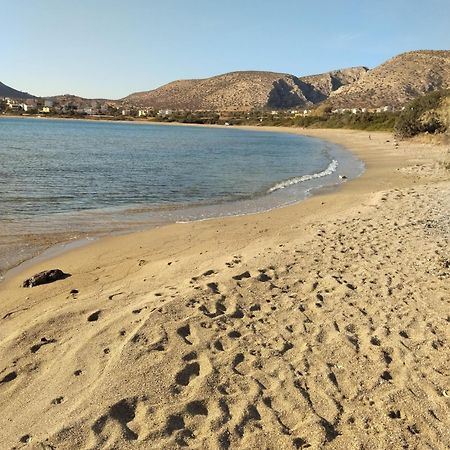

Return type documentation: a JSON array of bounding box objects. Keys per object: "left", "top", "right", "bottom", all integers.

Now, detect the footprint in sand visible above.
[
  {"left": 206, "top": 282, "right": 220, "bottom": 294},
  {"left": 176, "top": 324, "right": 198, "bottom": 345},
  {"left": 199, "top": 300, "right": 226, "bottom": 318},
  {"left": 232, "top": 271, "right": 251, "bottom": 281},
  {"left": 87, "top": 310, "right": 101, "bottom": 322},
  {"left": 92, "top": 397, "right": 139, "bottom": 441},
  {"left": 19, "top": 435, "right": 32, "bottom": 444},
  {"left": 232, "top": 353, "right": 245, "bottom": 374},
  {"left": 175, "top": 353, "right": 211, "bottom": 387},
  {"left": 228, "top": 330, "right": 241, "bottom": 339},
  {"left": 382, "top": 351, "right": 393, "bottom": 365},
  {"left": 381, "top": 370, "right": 393, "bottom": 381},
  {"left": 235, "top": 404, "right": 261, "bottom": 438},
  {"left": 186, "top": 400, "right": 208, "bottom": 416},
  {"left": 230, "top": 307, "right": 245, "bottom": 319},
  {"left": 175, "top": 362, "right": 201, "bottom": 386},
  {"left": 166, "top": 414, "right": 185, "bottom": 435},
  {"left": 0, "top": 371, "right": 17, "bottom": 384},
  {"left": 31, "top": 337, "right": 57, "bottom": 353}
]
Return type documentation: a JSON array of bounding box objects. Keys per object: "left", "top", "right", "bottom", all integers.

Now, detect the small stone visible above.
[{"left": 23, "top": 269, "right": 70, "bottom": 288}]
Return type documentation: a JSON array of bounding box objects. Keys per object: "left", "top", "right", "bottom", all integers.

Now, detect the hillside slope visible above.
[
  {"left": 0, "top": 81, "right": 35, "bottom": 99},
  {"left": 328, "top": 50, "right": 450, "bottom": 108},
  {"left": 123, "top": 68, "right": 367, "bottom": 111}
]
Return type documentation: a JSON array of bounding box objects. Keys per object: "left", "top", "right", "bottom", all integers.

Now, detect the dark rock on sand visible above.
[{"left": 22, "top": 269, "right": 70, "bottom": 288}]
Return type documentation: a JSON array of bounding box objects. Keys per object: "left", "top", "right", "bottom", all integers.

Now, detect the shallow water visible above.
[{"left": 0, "top": 118, "right": 364, "bottom": 277}]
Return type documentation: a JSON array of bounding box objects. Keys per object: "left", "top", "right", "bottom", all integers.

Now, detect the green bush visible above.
[{"left": 394, "top": 90, "right": 449, "bottom": 138}]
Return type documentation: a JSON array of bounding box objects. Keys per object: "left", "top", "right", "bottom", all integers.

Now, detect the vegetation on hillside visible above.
[
  {"left": 249, "top": 111, "right": 397, "bottom": 131},
  {"left": 394, "top": 89, "right": 449, "bottom": 138}
]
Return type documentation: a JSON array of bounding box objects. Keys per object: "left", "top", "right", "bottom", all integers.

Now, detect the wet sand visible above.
[{"left": 0, "top": 128, "right": 449, "bottom": 449}]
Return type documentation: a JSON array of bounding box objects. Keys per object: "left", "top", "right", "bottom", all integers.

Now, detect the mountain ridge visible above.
[
  {"left": 2, "top": 50, "right": 449, "bottom": 110},
  {"left": 122, "top": 67, "right": 369, "bottom": 111},
  {"left": 327, "top": 50, "right": 450, "bottom": 108},
  {"left": 0, "top": 82, "right": 35, "bottom": 100}
]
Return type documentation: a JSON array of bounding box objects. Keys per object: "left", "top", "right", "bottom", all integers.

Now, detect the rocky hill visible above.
[
  {"left": 123, "top": 71, "right": 307, "bottom": 111},
  {"left": 0, "top": 81, "right": 35, "bottom": 99},
  {"left": 300, "top": 67, "right": 368, "bottom": 103},
  {"left": 123, "top": 68, "right": 368, "bottom": 111},
  {"left": 328, "top": 50, "right": 450, "bottom": 108},
  {"left": 3, "top": 50, "right": 449, "bottom": 111}
]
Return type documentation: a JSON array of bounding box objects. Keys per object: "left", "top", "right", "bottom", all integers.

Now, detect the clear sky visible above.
[{"left": 2, "top": 0, "right": 449, "bottom": 99}]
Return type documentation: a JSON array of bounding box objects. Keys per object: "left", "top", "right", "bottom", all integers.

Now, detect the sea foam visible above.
[{"left": 268, "top": 160, "right": 339, "bottom": 193}]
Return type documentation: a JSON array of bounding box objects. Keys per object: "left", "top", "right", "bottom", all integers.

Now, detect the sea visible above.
[{"left": 0, "top": 117, "right": 364, "bottom": 278}]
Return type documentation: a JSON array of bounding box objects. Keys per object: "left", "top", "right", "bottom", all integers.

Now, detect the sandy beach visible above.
[{"left": 0, "top": 128, "right": 449, "bottom": 449}]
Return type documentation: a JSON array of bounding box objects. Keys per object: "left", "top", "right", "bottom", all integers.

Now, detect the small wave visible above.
[{"left": 268, "top": 160, "right": 339, "bottom": 193}]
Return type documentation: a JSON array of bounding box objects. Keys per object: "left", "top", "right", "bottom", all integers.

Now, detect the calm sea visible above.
[{"left": 0, "top": 117, "right": 364, "bottom": 277}]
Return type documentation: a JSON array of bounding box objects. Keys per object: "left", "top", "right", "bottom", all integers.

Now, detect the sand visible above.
[{"left": 0, "top": 128, "right": 449, "bottom": 450}]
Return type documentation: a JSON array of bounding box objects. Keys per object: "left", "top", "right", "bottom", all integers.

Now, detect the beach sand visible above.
[{"left": 0, "top": 128, "right": 449, "bottom": 449}]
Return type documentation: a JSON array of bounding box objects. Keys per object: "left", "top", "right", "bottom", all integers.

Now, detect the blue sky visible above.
[{"left": 2, "top": 0, "right": 449, "bottom": 99}]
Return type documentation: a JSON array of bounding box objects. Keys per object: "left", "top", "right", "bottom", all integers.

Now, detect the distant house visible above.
[
  {"left": 40, "top": 106, "right": 50, "bottom": 113},
  {"left": 157, "top": 109, "right": 173, "bottom": 116},
  {"left": 9, "top": 103, "right": 22, "bottom": 112}
]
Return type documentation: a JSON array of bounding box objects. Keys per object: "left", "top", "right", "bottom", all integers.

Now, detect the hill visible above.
[
  {"left": 300, "top": 67, "right": 368, "bottom": 103},
  {"left": 328, "top": 50, "right": 450, "bottom": 108},
  {"left": 122, "top": 68, "right": 368, "bottom": 111},
  {"left": 3, "top": 50, "right": 449, "bottom": 111},
  {"left": 0, "top": 81, "right": 35, "bottom": 99}
]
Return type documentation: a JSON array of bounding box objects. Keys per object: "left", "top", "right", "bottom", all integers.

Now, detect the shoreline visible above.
[
  {"left": 0, "top": 125, "right": 443, "bottom": 285},
  {"left": 1, "top": 128, "right": 449, "bottom": 448},
  {"left": 0, "top": 124, "right": 363, "bottom": 282}
]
